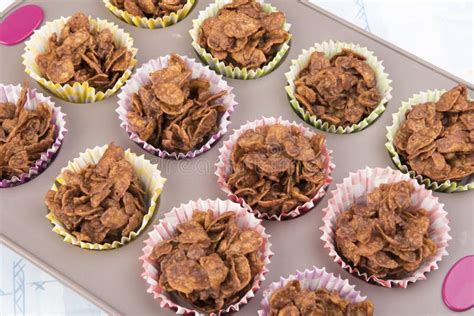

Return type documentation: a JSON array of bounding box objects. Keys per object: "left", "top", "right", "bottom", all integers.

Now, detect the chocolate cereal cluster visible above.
[
  {"left": 335, "top": 181, "right": 437, "bottom": 279},
  {"left": 269, "top": 280, "right": 374, "bottom": 316},
  {"left": 0, "top": 85, "right": 55, "bottom": 180},
  {"left": 127, "top": 54, "right": 227, "bottom": 153},
  {"left": 294, "top": 49, "right": 381, "bottom": 127},
  {"left": 198, "top": 0, "right": 289, "bottom": 70},
  {"left": 36, "top": 13, "right": 133, "bottom": 90},
  {"left": 150, "top": 210, "right": 264, "bottom": 313},
  {"left": 111, "top": 0, "right": 186, "bottom": 18},
  {"left": 394, "top": 85, "right": 474, "bottom": 183},
  {"left": 44, "top": 143, "right": 146, "bottom": 244},
  {"left": 228, "top": 124, "right": 326, "bottom": 217}
]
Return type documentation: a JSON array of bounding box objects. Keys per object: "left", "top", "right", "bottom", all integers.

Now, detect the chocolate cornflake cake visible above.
[
  {"left": 36, "top": 12, "right": 133, "bottom": 90},
  {"left": 335, "top": 180, "right": 437, "bottom": 279},
  {"left": 269, "top": 280, "right": 374, "bottom": 316},
  {"left": 44, "top": 143, "right": 146, "bottom": 244},
  {"left": 294, "top": 49, "right": 381, "bottom": 127},
  {"left": 0, "top": 84, "right": 55, "bottom": 180},
  {"left": 150, "top": 210, "right": 264, "bottom": 313},
  {"left": 394, "top": 84, "right": 474, "bottom": 183},
  {"left": 197, "top": 0, "right": 289, "bottom": 70}
]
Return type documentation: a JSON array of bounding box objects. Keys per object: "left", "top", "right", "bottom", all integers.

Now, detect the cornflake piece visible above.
[
  {"left": 0, "top": 85, "right": 55, "bottom": 180},
  {"left": 150, "top": 210, "right": 264, "bottom": 313},
  {"left": 394, "top": 85, "right": 474, "bottom": 182},
  {"left": 227, "top": 124, "right": 326, "bottom": 217},
  {"left": 294, "top": 48, "right": 381, "bottom": 127},
  {"left": 269, "top": 280, "right": 374, "bottom": 316},
  {"left": 44, "top": 143, "right": 146, "bottom": 244},
  {"left": 198, "top": 0, "right": 289, "bottom": 70},
  {"left": 35, "top": 12, "right": 133, "bottom": 91},
  {"left": 335, "top": 180, "right": 437, "bottom": 279},
  {"left": 112, "top": 0, "right": 187, "bottom": 18},
  {"left": 127, "top": 53, "right": 227, "bottom": 154}
]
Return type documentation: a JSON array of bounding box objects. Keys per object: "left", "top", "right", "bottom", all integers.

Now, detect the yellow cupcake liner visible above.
[
  {"left": 285, "top": 40, "right": 392, "bottom": 133},
  {"left": 22, "top": 15, "right": 138, "bottom": 103},
  {"left": 103, "top": 0, "right": 196, "bottom": 29},
  {"left": 385, "top": 89, "right": 474, "bottom": 192},
  {"left": 46, "top": 144, "right": 166, "bottom": 250},
  {"left": 190, "top": 0, "right": 292, "bottom": 80}
]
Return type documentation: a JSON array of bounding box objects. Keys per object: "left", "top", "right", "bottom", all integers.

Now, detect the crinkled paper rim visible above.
[
  {"left": 215, "top": 116, "right": 335, "bottom": 221},
  {"left": 320, "top": 166, "right": 451, "bottom": 288},
  {"left": 385, "top": 89, "right": 474, "bottom": 192},
  {"left": 45, "top": 144, "right": 166, "bottom": 250},
  {"left": 258, "top": 266, "right": 368, "bottom": 316},
  {"left": 22, "top": 15, "right": 138, "bottom": 103},
  {"left": 0, "top": 84, "right": 67, "bottom": 188},
  {"left": 116, "top": 54, "right": 237, "bottom": 159},
  {"left": 140, "top": 198, "right": 273, "bottom": 315},
  {"left": 102, "top": 0, "right": 196, "bottom": 29},
  {"left": 189, "top": 0, "right": 292, "bottom": 80},
  {"left": 285, "top": 40, "right": 392, "bottom": 134}
]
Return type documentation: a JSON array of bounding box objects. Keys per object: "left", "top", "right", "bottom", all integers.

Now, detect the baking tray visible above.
[{"left": 1, "top": 0, "right": 473, "bottom": 315}]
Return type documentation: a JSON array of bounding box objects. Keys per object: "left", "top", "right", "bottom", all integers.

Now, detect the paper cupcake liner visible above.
[
  {"left": 258, "top": 266, "right": 369, "bottom": 316},
  {"left": 117, "top": 54, "right": 237, "bottom": 160},
  {"left": 215, "top": 116, "right": 335, "bottom": 221},
  {"left": 320, "top": 166, "right": 451, "bottom": 288},
  {"left": 386, "top": 89, "right": 474, "bottom": 192},
  {"left": 189, "top": 0, "right": 291, "bottom": 80},
  {"left": 285, "top": 40, "right": 393, "bottom": 134},
  {"left": 103, "top": 0, "right": 195, "bottom": 29},
  {"left": 22, "top": 15, "right": 138, "bottom": 103},
  {"left": 140, "top": 198, "right": 273, "bottom": 315},
  {"left": 45, "top": 144, "right": 166, "bottom": 250},
  {"left": 0, "top": 84, "right": 67, "bottom": 188}
]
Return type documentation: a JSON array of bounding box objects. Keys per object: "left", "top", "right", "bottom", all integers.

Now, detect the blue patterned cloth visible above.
[{"left": 0, "top": 245, "right": 105, "bottom": 315}]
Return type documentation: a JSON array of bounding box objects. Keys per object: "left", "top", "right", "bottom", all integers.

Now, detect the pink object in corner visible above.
[
  {"left": 0, "top": 4, "right": 43, "bottom": 46},
  {"left": 442, "top": 255, "right": 474, "bottom": 312}
]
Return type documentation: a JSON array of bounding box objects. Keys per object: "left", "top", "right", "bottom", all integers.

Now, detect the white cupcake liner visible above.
[
  {"left": 258, "top": 266, "right": 369, "bottom": 316},
  {"left": 215, "top": 116, "right": 335, "bottom": 221},
  {"left": 0, "top": 84, "right": 67, "bottom": 188},
  {"left": 386, "top": 89, "right": 474, "bottom": 192},
  {"left": 103, "top": 0, "right": 196, "bottom": 29},
  {"left": 285, "top": 40, "right": 393, "bottom": 134},
  {"left": 320, "top": 166, "right": 451, "bottom": 288},
  {"left": 46, "top": 144, "right": 166, "bottom": 250},
  {"left": 189, "top": 0, "right": 291, "bottom": 80},
  {"left": 116, "top": 54, "right": 237, "bottom": 160},
  {"left": 22, "top": 15, "right": 138, "bottom": 103},
  {"left": 140, "top": 198, "right": 273, "bottom": 315}
]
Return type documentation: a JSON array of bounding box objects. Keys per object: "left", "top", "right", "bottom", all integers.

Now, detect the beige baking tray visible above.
[{"left": 0, "top": 0, "right": 473, "bottom": 315}]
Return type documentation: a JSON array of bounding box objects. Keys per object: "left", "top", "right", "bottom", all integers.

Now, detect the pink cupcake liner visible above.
[
  {"left": 215, "top": 116, "right": 335, "bottom": 221},
  {"left": 0, "top": 84, "right": 67, "bottom": 188},
  {"left": 117, "top": 54, "right": 237, "bottom": 160},
  {"left": 320, "top": 166, "right": 452, "bottom": 288},
  {"left": 258, "top": 266, "right": 369, "bottom": 316},
  {"left": 140, "top": 198, "right": 273, "bottom": 315}
]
